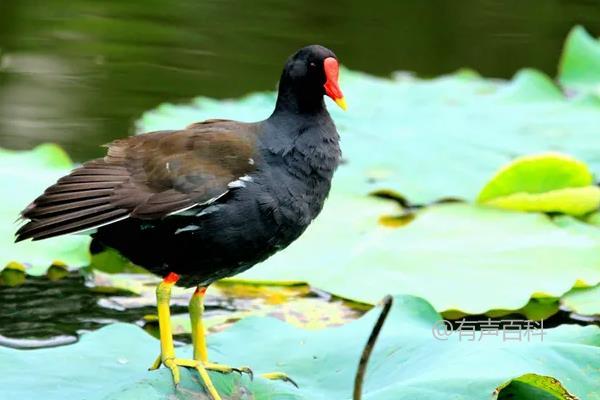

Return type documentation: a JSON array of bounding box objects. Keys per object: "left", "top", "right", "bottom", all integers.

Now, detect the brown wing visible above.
[{"left": 16, "top": 119, "right": 258, "bottom": 241}]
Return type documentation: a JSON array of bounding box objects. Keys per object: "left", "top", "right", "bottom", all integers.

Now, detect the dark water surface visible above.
[
  {"left": 1, "top": 0, "right": 600, "bottom": 161},
  {"left": 0, "top": 271, "right": 366, "bottom": 348}
]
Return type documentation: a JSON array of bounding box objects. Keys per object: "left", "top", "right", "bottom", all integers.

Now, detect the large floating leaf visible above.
[
  {"left": 559, "top": 25, "right": 600, "bottom": 95},
  {"left": 561, "top": 284, "right": 600, "bottom": 316},
  {"left": 0, "top": 145, "right": 90, "bottom": 275},
  {"left": 587, "top": 210, "right": 600, "bottom": 228},
  {"left": 239, "top": 202, "right": 600, "bottom": 314},
  {"left": 478, "top": 153, "right": 594, "bottom": 200},
  {"left": 477, "top": 153, "right": 600, "bottom": 216},
  {"left": 493, "top": 373, "right": 581, "bottom": 400},
  {"left": 2, "top": 296, "right": 598, "bottom": 399},
  {"left": 482, "top": 187, "right": 600, "bottom": 217}
]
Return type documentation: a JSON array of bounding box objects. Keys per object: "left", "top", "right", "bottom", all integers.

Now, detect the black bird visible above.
[{"left": 16, "top": 45, "right": 346, "bottom": 399}]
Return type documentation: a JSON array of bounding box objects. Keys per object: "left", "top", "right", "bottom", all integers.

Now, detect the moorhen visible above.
[{"left": 16, "top": 45, "right": 346, "bottom": 399}]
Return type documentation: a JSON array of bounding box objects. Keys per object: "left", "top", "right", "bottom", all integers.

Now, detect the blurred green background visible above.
[{"left": 1, "top": 0, "right": 600, "bottom": 160}]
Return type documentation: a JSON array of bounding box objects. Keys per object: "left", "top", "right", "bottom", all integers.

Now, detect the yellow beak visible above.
[{"left": 334, "top": 97, "right": 348, "bottom": 111}]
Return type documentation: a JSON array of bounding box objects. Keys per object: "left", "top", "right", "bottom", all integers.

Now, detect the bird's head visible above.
[{"left": 277, "top": 45, "right": 347, "bottom": 112}]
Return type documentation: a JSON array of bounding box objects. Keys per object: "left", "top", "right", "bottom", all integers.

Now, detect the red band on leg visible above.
[
  {"left": 164, "top": 272, "right": 180, "bottom": 284},
  {"left": 193, "top": 286, "right": 207, "bottom": 296}
]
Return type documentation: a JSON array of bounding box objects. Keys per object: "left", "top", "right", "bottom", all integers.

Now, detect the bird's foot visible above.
[
  {"left": 149, "top": 355, "right": 297, "bottom": 398},
  {"left": 149, "top": 356, "right": 225, "bottom": 400},
  {"left": 150, "top": 355, "right": 257, "bottom": 399},
  {"left": 261, "top": 372, "right": 299, "bottom": 388},
  {"left": 150, "top": 354, "right": 253, "bottom": 378}
]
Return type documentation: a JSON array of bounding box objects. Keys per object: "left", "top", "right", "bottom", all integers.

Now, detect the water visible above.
[
  {"left": 0, "top": 273, "right": 156, "bottom": 348},
  {"left": 0, "top": 270, "right": 367, "bottom": 348},
  {"left": 1, "top": 0, "right": 600, "bottom": 161}
]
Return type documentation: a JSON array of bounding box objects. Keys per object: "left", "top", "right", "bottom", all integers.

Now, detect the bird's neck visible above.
[{"left": 272, "top": 75, "right": 326, "bottom": 116}]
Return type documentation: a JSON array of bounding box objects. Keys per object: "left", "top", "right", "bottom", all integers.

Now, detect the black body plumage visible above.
[{"left": 95, "top": 113, "right": 340, "bottom": 287}]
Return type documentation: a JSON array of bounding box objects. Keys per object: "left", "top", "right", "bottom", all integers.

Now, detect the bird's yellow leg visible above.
[
  {"left": 189, "top": 286, "right": 209, "bottom": 363},
  {"left": 189, "top": 286, "right": 298, "bottom": 388},
  {"left": 189, "top": 286, "right": 253, "bottom": 377},
  {"left": 148, "top": 272, "right": 179, "bottom": 374},
  {"left": 148, "top": 274, "right": 222, "bottom": 400}
]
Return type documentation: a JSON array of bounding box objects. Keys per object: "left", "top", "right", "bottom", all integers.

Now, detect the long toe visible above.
[
  {"left": 204, "top": 362, "right": 253, "bottom": 380},
  {"left": 148, "top": 354, "right": 162, "bottom": 371},
  {"left": 163, "top": 358, "right": 181, "bottom": 386},
  {"left": 261, "top": 372, "right": 299, "bottom": 388}
]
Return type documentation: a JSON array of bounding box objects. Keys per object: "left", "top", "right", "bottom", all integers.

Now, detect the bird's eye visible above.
[{"left": 309, "top": 62, "right": 317, "bottom": 68}]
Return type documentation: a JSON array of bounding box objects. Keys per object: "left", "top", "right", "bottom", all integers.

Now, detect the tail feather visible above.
[
  {"left": 34, "top": 189, "right": 113, "bottom": 204},
  {"left": 17, "top": 208, "right": 129, "bottom": 241},
  {"left": 15, "top": 158, "right": 131, "bottom": 242},
  {"left": 24, "top": 197, "right": 111, "bottom": 218},
  {"left": 43, "top": 181, "right": 120, "bottom": 194}
]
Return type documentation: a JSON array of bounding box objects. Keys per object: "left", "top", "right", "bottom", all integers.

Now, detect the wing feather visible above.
[{"left": 16, "top": 121, "right": 258, "bottom": 242}]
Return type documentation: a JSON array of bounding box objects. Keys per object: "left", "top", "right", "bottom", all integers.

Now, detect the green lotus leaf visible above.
[
  {"left": 587, "top": 210, "right": 600, "bottom": 227},
  {"left": 0, "top": 145, "right": 90, "bottom": 275},
  {"left": 494, "top": 373, "right": 580, "bottom": 400},
  {"left": 477, "top": 153, "right": 600, "bottom": 216},
  {"left": 482, "top": 186, "right": 600, "bottom": 216},
  {"left": 559, "top": 25, "right": 600, "bottom": 96},
  {"left": 480, "top": 296, "right": 561, "bottom": 322},
  {"left": 477, "top": 152, "right": 594, "bottom": 201},
  {"left": 234, "top": 201, "right": 600, "bottom": 315},
  {"left": 2, "top": 295, "right": 598, "bottom": 399},
  {"left": 561, "top": 284, "right": 600, "bottom": 316},
  {"left": 0, "top": 261, "right": 27, "bottom": 286}
]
